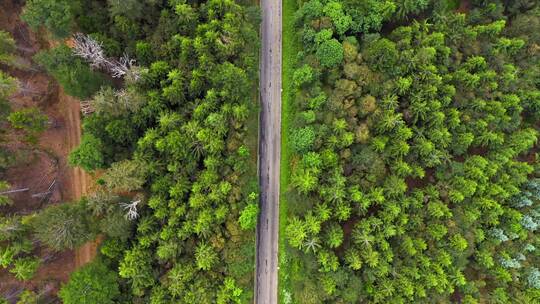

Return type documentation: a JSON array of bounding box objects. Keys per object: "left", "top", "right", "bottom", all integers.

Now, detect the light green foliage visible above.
[
  {"left": 195, "top": 242, "right": 218, "bottom": 271},
  {"left": 293, "top": 64, "right": 315, "bottom": 87},
  {"left": 59, "top": 260, "right": 120, "bottom": 304},
  {"left": 9, "top": 257, "right": 40, "bottom": 281},
  {"left": 0, "top": 181, "right": 12, "bottom": 206},
  {"left": 0, "top": 30, "right": 16, "bottom": 65},
  {"left": 101, "top": 159, "right": 147, "bottom": 192},
  {"left": 291, "top": 126, "right": 316, "bottom": 153},
  {"left": 16, "top": 290, "right": 39, "bottom": 304},
  {"left": 8, "top": 107, "right": 48, "bottom": 134},
  {"left": 284, "top": 1, "right": 540, "bottom": 303},
  {"left": 68, "top": 134, "right": 105, "bottom": 171},
  {"left": 239, "top": 200, "right": 259, "bottom": 230}
]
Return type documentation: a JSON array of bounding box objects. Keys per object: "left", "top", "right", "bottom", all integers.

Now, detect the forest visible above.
[
  {"left": 281, "top": 0, "right": 540, "bottom": 303},
  {"left": 1, "top": 0, "right": 260, "bottom": 303},
  {"left": 2, "top": 0, "right": 540, "bottom": 303}
]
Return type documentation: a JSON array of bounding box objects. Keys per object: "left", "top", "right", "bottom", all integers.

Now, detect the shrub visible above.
[{"left": 316, "top": 39, "right": 344, "bottom": 68}]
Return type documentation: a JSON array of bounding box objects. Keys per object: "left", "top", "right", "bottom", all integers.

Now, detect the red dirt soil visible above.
[{"left": 0, "top": 0, "right": 95, "bottom": 301}]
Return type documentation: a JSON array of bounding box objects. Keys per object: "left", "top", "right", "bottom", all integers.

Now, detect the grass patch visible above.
[{"left": 279, "top": 0, "right": 299, "bottom": 302}]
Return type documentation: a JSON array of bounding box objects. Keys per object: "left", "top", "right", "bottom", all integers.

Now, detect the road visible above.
[{"left": 255, "top": 0, "right": 282, "bottom": 302}]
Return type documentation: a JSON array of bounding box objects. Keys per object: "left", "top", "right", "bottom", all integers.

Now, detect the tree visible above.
[
  {"left": 59, "top": 260, "right": 120, "bottom": 304},
  {"left": 102, "top": 159, "right": 147, "bottom": 192},
  {"left": 293, "top": 64, "right": 315, "bottom": 87},
  {"left": 0, "top": 71, "right": 17, "bottom": 99},
  {"left": 325, "top": 223, "right": 344, "bottom": 248},
  {"left": 195, "top": 242, "right": 218, "bottom": 271},
  {"left": 0, "top": 181, "right": 12, "bottom": 206},
  {"left": 16, "top": 290, "right": 39, "bottom": 304},
  {"left": 118, "top": 245, "right": 155, "bottom": 296},
  {"left": 291, "top": 126, "right": 316, "bottom": 153},
  {"left": 8, "top": 107, "right": 48, "bottom": 134},
  {"left": 0, "top": 71, "right": 16, "bottom": 120},
  {"left": 316, "top": 39, "right": 344, "bottom": 68},
  {"left": 90, "top": 87, "right": 145, "bottom": 116},
  {"left": 9, "top": 257, "right": 40, "bottom": 281},
  {"left": 239, "top": 202, "right": 259, "bottom": 230},
  {"left": 21, "top": 0, "right": 73, "bottom": 38},
  {"left": 69, "top": 134, "right": 105, "bottom": 171},
  {"left": 0, "top": 31, "right": 16, "bottom": 65},
  {"left": 34, "top": 45, "right": 109, "bottom": 99},
  {"left": 31, "top": 202, "right": 94, "bottom": 251}
]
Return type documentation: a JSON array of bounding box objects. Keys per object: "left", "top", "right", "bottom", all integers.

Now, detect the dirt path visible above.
[
  {"left": 0, "top": 0, "right": 98, "bottom": 298},
  {"left": 0, "top": 1, "right": 96, "bottom": 293},
  {"left": 255, "top": 0, "right": 282, "bottom": 302},
  {"left": 58, "top": 90, "right": 97, "bottom": 268}
]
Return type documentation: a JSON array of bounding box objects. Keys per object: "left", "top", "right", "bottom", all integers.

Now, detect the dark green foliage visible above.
[
  {"left": 59, "top": 259, "right": 120, "bottom": 304},
  {"left": 50, "top": 0, "right": 262, "bottom": 301},
  {"left": 31, "top": 202, "right": 94, "bottom": 251},
  {"left": 34, "top": 45, "right": 108, "bottom": 99},
  {"left": 316, "top": 39, "right": 344, "bottom": 68},
  {"left": 21, "top": 0, "right": 73, "bottom": 38},
  {"left": 291, "top": 126, "right": 316, "bottom": 153}
]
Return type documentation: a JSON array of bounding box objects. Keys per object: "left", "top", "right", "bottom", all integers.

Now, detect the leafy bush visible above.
[
  {"left": 59, "top": 260, "right": 120, "bottom": 304},
  {"left": 34, "top": 45, "right": 108, "bottom": 99},
  {"left": 316, "top": 39, "right": 343, "bottom": 68}
]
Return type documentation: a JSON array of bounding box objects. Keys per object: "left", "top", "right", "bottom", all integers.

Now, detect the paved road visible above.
[{"left": 255, "top": 0, "right": 281, "bottom": 302}]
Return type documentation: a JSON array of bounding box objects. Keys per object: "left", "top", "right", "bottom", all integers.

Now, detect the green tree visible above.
[
  {"left": 195, "top": 242, "right": 218, "bottom": 271},
  {"left": 0, "top": 181, "right": 12, "bottom": 206},
  {"left": 16, "top": 290, "right": 39, "bottom": 304},
  {"left": 119, "top": 245, "right": 155, "bottom": 296},
  {"left": 101, "top": 159, "right": 147, "bottom": 192},
  {"left": 0, "top": 31, "right": 16, "bottom": 65},
  {"left": 316, "top": 39, "right": 344, "bottom": 68},
  {"left": 325, "top": 223, "right": 344, "bottom": 248},
  {"left": 9, "top": 257, "right": 40, "bottom": 281},
  {"left": 291, "top": 126, "right": 316, "bottom": 153},
  {"left": 59, "top": 260, "right": 120, "bottom": 304},
  {"left": 69, "top": 134, "right": 105, "bottom": 171},
  {"left": 34, "top": 45, "right": 108, "bottom": 99},
  {"left": 21, "top": 0, "right": 73, "bottom": 38},
  {"left": 239, "top": 202, "right": 259, "bottom": 230},
  {"left": 8, "top": 107, "right": 48, "bottom": 134},
  {"left": 31, "top": 202, "right": 94, "bottom": 251}
]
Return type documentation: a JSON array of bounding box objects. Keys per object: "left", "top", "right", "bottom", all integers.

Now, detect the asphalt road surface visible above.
[{"left": 255, "top": 0, "right": 282, "bottom": 302}]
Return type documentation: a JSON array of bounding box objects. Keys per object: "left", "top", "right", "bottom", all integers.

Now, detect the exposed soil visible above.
[{"left": 0, "top": 0, "right": 95, "bottom": 301}]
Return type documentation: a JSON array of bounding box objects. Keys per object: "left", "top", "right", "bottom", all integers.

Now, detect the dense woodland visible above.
[
  {"left": 2, "top": 0, "right": 260, "bottom": 303},
  {"left": 3, "top": 0, "right": 540, "bottom": 303},
  {"left": 283, "top": 0, "right": 540, "bottom": 303}
]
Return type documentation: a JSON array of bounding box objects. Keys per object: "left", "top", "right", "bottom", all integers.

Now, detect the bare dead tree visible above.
[
  {"left": 10, "top": 79, "right": 45, "bottom": 98},
  {"left": 109, "top": 53, "right": 136, "bottom": 78},
  {"left": 120, "top": 199, "right": 140, "bottom": 221},
  {"left": 0, "top": 188, "right": 30, "bottom": 195},
  {"left": 80, "top": 100, "right": 94, "bottom": 116},
  {"left": 72, "top": 33, "right": 140, "bottom": 80},
  {"left": 3, "top": 287, "right": 24, "bottom": 302},
  {"left": 72, "top": 33, "right": 106, "bottom": 69}
]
